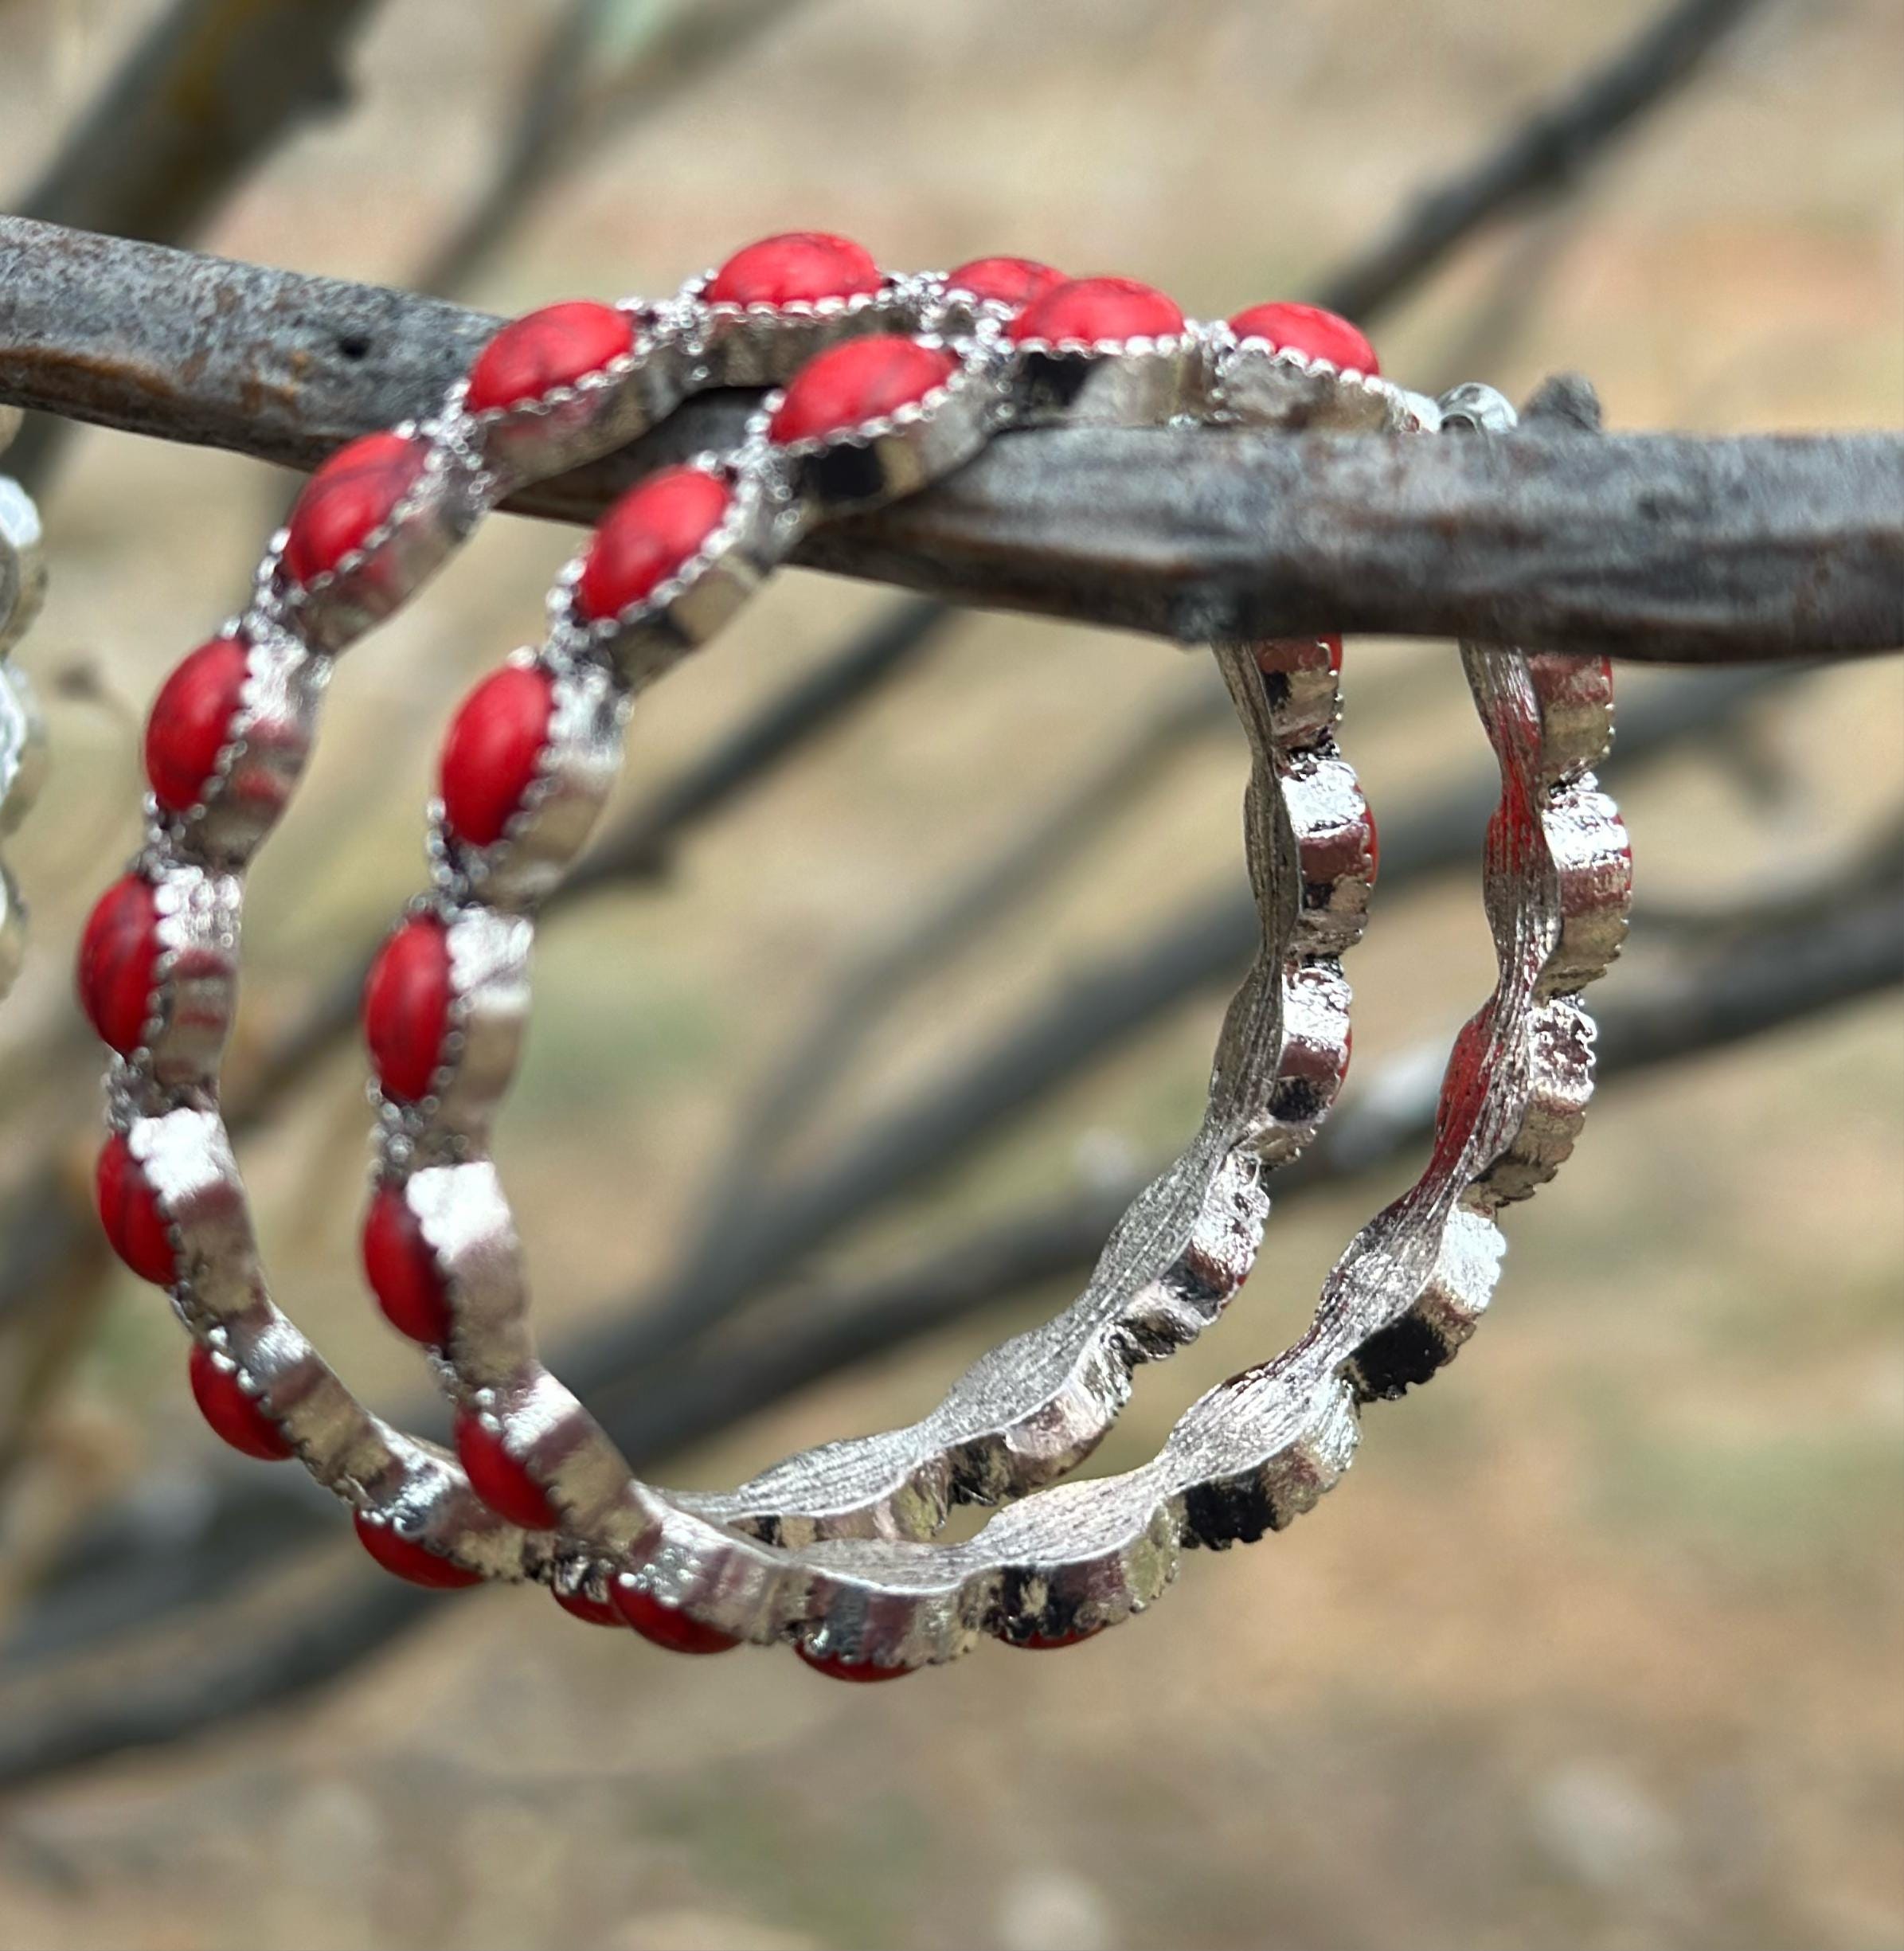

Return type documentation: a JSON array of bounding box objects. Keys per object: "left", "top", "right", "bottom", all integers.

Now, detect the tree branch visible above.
[
  {"left": 1, "top": 217, "right": 1895, "bottom": 661},
  {"left": 6, "top": 0, "right": 388, "bottom": 489},
  {"left": 416, "top": 0, "right": 827, "bottom": 299},
  {"left": 226, "top": 595, "right": 954, "bottom": 1125},
  {"left": 1313, "top": 0, "right": 1772, "bottom": 322}
]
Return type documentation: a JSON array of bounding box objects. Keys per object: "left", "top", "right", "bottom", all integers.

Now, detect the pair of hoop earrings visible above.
[{"left": 74, "top": 234, "right": 1629, "bottom": 1677}]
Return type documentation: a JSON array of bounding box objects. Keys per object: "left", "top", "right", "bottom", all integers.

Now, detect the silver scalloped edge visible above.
[
  {"left": 1004, "top": 329, "right": 1201, "bottom": 428},
  {"left": 457, "top": 311, "right": 699, "bottom": 488},
  {"left": 768, "top": 339, "right": 1011, "bottom": 515},
  {"left": 166, "top": 624, "right": 329, "bottom": 868},
  {"left": 677, "top": 637, "right": 1374, "bottom": 1543},
  {"left": 1214, "top": 331, "right": 1433, "bottom": 433},
  {"left": 458, "top": 305, "right": 654, "bottom": 428},
  {"left": 117, "top": 860, "right": 243, "bottom": 1093},
  {"left": 597, "top": 639, "right": 1632, "bottom": 1669},
  {"left": 672, "top": 272, "right": 927, "bottom": 388}
]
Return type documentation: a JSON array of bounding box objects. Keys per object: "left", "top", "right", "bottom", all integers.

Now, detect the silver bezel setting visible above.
[
  {"left": 674, "top": 270, "right": 925, "bottom": 389},
  {"left": 1007, "top": 327, "right": 1202, "bottom": 428},
  {"left": 553, "top": 459, "right": 784, "bottom": 694},
  {"left": 1209, "top": 330, "right": 1438, "bottom": 432},
  {"left": 170, "top": 626, "right": 327, "bottom": 866},
  {"left": 432, "top": 655, "right": 627, "bottom": 910},
  {"left": 462, "top": 307, "right": 696, "bottom": 486},
  {"left": 768, "top": 338, "right": 1011, "bottom": 516}
]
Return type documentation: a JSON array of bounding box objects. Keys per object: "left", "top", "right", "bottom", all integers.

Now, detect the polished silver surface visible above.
[
  {"left": 674, "top": 272, "right": 923, "bottom": 390},
  {"left": 776, "top": 339, "right": 1011, "bottom": 516},
  {"left": 683, "top": 637, "right": 1369, "bottom": 1545},
  {"left": 1009, "top": 333, "right": 1198, "bottom": 428},
  {"left": 1212, "top": 337, "right": 1435, "bottom": 432},
  {"left": 122, "top": 1101, "right": 537, "bottom": 1582}
]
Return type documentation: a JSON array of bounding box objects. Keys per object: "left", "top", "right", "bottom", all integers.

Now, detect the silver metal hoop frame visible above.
[{"left": 83, "top": 248, "right": 1628, "bottom": 1675}]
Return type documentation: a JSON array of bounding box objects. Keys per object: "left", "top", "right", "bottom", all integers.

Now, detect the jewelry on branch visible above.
[{"left": 76, "top": 235, "right": 1628, "bottom": 1675}]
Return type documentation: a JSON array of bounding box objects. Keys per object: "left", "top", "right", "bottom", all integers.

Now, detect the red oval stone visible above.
[
  {"left": 188, "top": 1343, "right": 293, "bottom": 1460},
  {"left": 610, "top": 1578, "right": 741, "bottom": 1654},
  {"left": 76, "top": 875, "right": 162, "bottom": 1057},
  {"left": 145, "top": 635, "right": 251, "bottom": 814},
  {"left": 455, "top": 1412, "right": 561, "bottom": 1531},
  {"left": 1011, "top": 276, "right": 1185, "bottom": 346},
  {"left": 439, "top": 663, "right": 556, "bottom": 849},
  {"left": 1227, "top": 301, "right": 1379, "bottom": 376},
  {"left": 796, "top": 1645, "right": 915, "bottom": 1683},
  {"left": 706, "top": 232, "right": 882, "bottom": 307},
  {"left": 94, "top": 1134, "right": 178, "bottom": 1285},
  {"left": 767, "top": 336, "right": 959, "bottom": 445},
  {"left": 944, "top": 256, "right": 1066, "bottom": 314},
  {"left": 574, "top": 466, "right": 732, "bottom": 623},
  {"left": 282, "top": 431, "right": 427, "bottom": 588},
  {"left": 361, "top": 1184, "right": 452, "bottom": 1345},
  {"left": 465, "top": 301, "right": 635, "bottom": 414},
  {"left": 353, "top": 1512, "right": 483, "bottom": 1589},
  {"left": 553, "top": 1583, "right": 625, "bottom": 1628},
  {"left": 363, "top": 915, "right": 453, "bottom": 1104}
]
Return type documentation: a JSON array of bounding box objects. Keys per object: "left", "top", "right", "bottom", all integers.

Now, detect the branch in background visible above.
[
  {"left": 233, "top": 594, "right": 956, "bottom": 1123},
  {"left": 2, "top": 869, "right": 1894, "bottom": 1787},
  {"left": 1635, "top": 799, "right": 1904, "bottom": 942},
  {"left": 202, "top": 0, "right": 1805, "bottom": 1284},
  {"left": 3, "top": 221, "right": 1898, "bottom": 660},
  {"left": 702, "top": 668, "right": 1235, "bottom": 1197},
  {"left": 680, "top": 602, "right": 1524, "bottom": 1240},
  {"left": 0, "top": 0, "right": 1872, "bottom": 1771},
  {"left": 418, "top": 0, "right": 826, "bottom": 297},
  {"left": 1313, "top": 0, "right": 1771, "bottom": 321},
  {"left": 7, "top": 0, "right": 388, "bottom": 490},
  {"left": 622, "top": 660, "right": 1806, "bottom": 1349}
]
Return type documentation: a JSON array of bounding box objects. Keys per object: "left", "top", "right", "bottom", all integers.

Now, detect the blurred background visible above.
[{"left": 0, "top": 1, "right": 1900, "bottom": 1946}]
